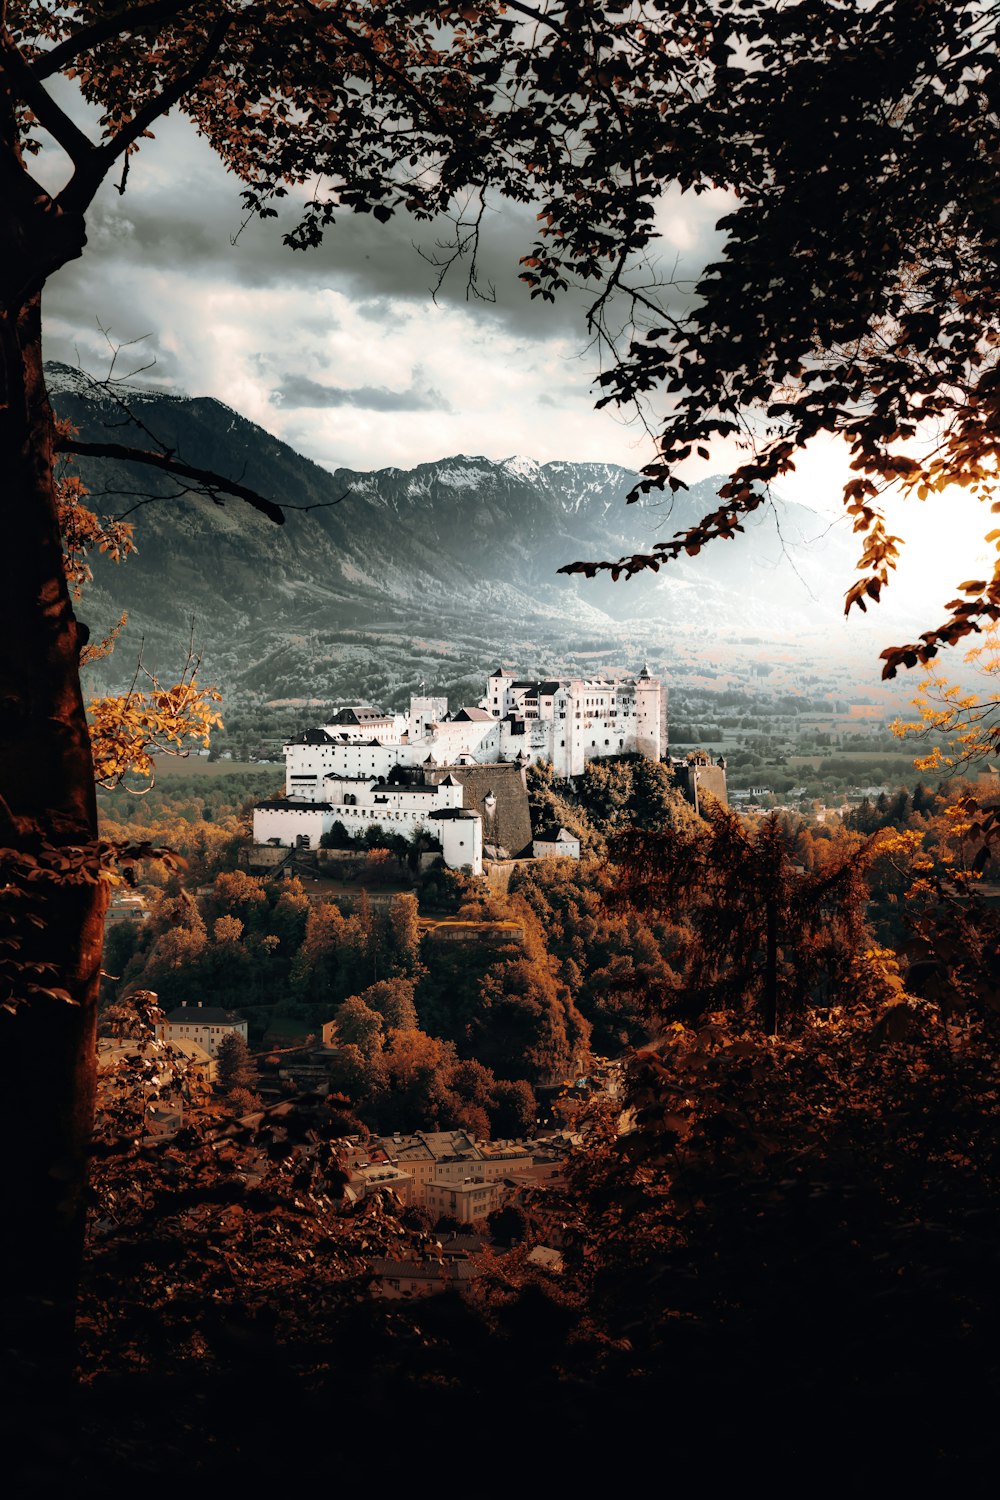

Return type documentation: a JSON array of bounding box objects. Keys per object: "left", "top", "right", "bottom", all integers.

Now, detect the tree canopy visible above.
[
  {"left": 7, "top": 0, "right": 1000, "bottom": 1444},
  {"left": 556, "top": 1, "right": 1000, "bottom": 677},
  {"left": 1, "top": 0, "right": 665, "bottom": 1409}
]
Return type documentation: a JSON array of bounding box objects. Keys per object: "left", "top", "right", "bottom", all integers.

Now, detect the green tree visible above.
[
  {"left": 332, "top": 995, "right": 384, "bottom": 1056},
  {"left": 613, "top": 805, "right": 883, "bottom": 1035},
  {"left": 354, "top": 978, "right": 419, "bottom": 1034},
  {"left": 489, "top": 1078, "right": 536, "bottom": 1139}
]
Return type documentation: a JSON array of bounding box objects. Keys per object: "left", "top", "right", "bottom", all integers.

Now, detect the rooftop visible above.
[
  {"left": 450, "top": 707, "right": 493, "bottom": 723},
  {"left": 255, "top": 798, "right": 334, "bottom": 811},
  {"left": 328, "top": 705, "right": 393, "bottom": 725},
  {"left": 164, "top": 1006, "right": 245, "bottom": 1025}
]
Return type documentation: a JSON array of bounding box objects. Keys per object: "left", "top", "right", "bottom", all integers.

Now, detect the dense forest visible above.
[{"left": 74, "top": 753, "right": 1000, "bottom": 1490}]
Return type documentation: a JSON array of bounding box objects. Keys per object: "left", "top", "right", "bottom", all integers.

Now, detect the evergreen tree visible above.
[{"left": 216, "top": 1033, "right": 256, "bottom": 1095}]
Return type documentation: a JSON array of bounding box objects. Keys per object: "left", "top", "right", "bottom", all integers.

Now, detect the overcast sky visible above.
[
  {"left": 39, "top": 103, "right": 992, "bottom": 617},
  {"left": 42, "top": 108, "right": 741, "bottom": 480}
]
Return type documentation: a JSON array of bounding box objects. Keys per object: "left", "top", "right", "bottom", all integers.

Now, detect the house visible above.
[
  {"left": 423, "top": 1175, "right": 510, "bottom": 1224},
  {"left": 352, "top": 1163, "right": 414, "bottom": 1204},
  {"left": 155, "top": 1003, "right": 248, "bottom": 1058},
  {"left": 375, "top": 1130, "right": 533, "bottom": 1208},
  {"left": 369, "top": 1256, "right": 480, "bottom": 1299},
  {"left": 104, "top": 890, "right": 150, "bottom": 927},
  {"left": 532, "top": 827, "right": 581, "bottom": 860}
]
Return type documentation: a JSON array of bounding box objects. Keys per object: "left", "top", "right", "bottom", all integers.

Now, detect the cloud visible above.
[
  {"left": 273, "top": 374, "right": 452, "bottom": 413},
  {"left": 40, "top": 103, "right": 815, "bottom": 491}
]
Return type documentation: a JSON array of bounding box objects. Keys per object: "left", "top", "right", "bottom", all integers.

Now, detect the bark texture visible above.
[{"left": 0, "top": 294, "right": 107, "bottom": 1410}]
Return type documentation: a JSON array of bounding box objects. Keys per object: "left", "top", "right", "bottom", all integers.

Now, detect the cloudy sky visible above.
[
  {"left": 38, "top": 98, "right": 991, "bottom": 617},
  {"left": 41, "top": 105, "right": 737, "bottom": 479}
]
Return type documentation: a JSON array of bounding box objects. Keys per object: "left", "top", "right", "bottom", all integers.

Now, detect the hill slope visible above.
[{"left": 50, "top": 363, "right": 860, "bottom": 702}]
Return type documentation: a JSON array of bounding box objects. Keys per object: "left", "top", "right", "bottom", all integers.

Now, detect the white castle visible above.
[{"left": 252, "top": 665, "right": 665, "bottom": 873}]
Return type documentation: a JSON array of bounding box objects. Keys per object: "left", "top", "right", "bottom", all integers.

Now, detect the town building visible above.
[
  {"left": 423, "top": 1175, "right": 508, "bottom": 1224},
  {"left": 370, "top": 1256, "right": 480, "bottom": 1299},
  {"left": 104, "top": 890, "right": 150, "bottom": 927},
  {"left": 155, "top": 1003, "right": 248, "bottom": 1058},
  {"left": 374, "top": 1130, "right": 533, "bottom": 1208},
  {"left": 532, "top": 827, "right": 581, "bottom": 860}
]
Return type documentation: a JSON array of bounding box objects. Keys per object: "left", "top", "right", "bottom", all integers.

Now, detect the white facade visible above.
[
  {"left": 255, "top": 664, "right": 664, "bottom": 865},
  {"left": 155, "top": 1005, "right": 248, "bottom": 1058},
  {"left": 278, "top": 665, "right": 664, "bottom": 789},
  {"left": 253, "top": 772, "right": 474, "bottom": 865},
  {"left": 409, "top": 695, "right": 448, "bottom": 738},
  {"left": 429, "top": 809, "right": 483, "bottom": 876},
  {"left": 532, "top": 828, "right": 581, "bottom": 860}
]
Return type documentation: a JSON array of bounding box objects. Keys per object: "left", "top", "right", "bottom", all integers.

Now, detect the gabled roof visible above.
[
  {"left": 451, "top": 706, "right": 493, "bottom": 723},
  {"left": 534, "top": 826, "right": 578, "bottom": 843},
  {"left": 328, "top": 705, "right": 391, "bottom": 725},
  {"left": 288, "top": 727, "right": 332, "bottom": 746}
]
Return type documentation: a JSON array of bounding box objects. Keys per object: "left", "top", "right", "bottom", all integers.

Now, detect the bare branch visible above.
[{"left": 55, "top": 436, "right": 286, "bottom": 525}]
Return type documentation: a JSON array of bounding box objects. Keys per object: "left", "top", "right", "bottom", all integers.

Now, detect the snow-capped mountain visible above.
[{"left": 49, "top": 363, "right": 864, "bottom": 699}]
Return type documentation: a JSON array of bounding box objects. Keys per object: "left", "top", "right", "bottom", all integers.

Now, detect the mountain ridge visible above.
[{"left": 49, "top": 361, "right": 863, "bottom": 703}]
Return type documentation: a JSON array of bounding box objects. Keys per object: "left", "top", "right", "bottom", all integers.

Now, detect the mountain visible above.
[{"left": 49, "top": 362, "right": 865, "bottom": 703}]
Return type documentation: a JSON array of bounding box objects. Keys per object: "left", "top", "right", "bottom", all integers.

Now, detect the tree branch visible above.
[
  {"left": 0, "top": 32, "right": 95, "bottom": 165},
  {"left": 301, "top": 0, "right": 447, "bottom": 136},
  {"left": 32, "top": 0, "right": 203, "bottom": 81},
  {"left": 59, "top": 11, "right": 231, "bottom": 214},
  {"left": 55, "top": 437, "right": 286, "bottom": 525}
]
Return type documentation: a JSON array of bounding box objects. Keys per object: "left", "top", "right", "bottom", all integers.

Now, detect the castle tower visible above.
[
  {"left": 558, "top": 681, "right": 584, "bottom": 777},
  {"left": 485, "top": 666, "right": 513, "bottom": 719},
  {"left": 634, "top": 662, "right": 662, "bottom": 762},
  {"left": 428, "top": 808, "right": 483, "bottom": 875}
]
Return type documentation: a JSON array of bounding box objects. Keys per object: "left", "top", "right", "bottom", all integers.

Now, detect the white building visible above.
[
  {"left": 253, "top": 763, "right": 483, "bottom": 873},
  {"left": 254, "top": 664, "right": 665, "bottom": 868},
  {"left": 532, "top": 827, "right": 581, "bottom": 860},
  {"left": 279, "top": 665, "right": 663, "bottom": 787},
  {"left": 483, "top": 663, "right": 663, "bottom": 776},
  {"left": 428, "top": 808, "right": 483, "bottom": 875},
  {"left": 155, "top": 1003, "right": 248, "bottom": 1058}
]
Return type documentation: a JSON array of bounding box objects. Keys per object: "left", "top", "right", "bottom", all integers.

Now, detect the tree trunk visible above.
[{"left": 0, "top": 297, "right": 107, "bottom": 1419}]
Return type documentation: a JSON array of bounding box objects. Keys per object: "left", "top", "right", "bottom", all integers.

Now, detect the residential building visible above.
[
  {"left": 423, "top": 1175, "right": 508, "bottom": 1224},
  {"left": 155, "top": 1003, "right": 248, "bottom": 1058},
  {"left": 532, "top": 827, "right": 581, "bottom": 860}
]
